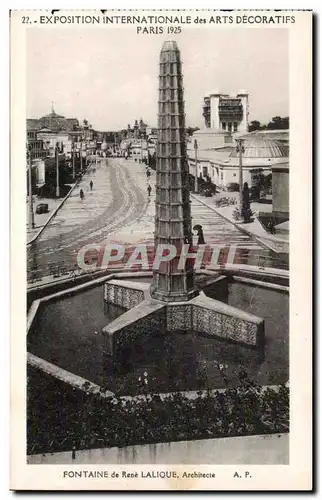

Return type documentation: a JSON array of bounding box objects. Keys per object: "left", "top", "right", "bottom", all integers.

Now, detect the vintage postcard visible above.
[{"left": 10, "top": 9, "right": 312, "bottom": 491}]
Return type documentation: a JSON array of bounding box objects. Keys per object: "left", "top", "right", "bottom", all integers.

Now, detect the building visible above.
[
  {"left": 120, "top": 122, "right": 157, "bottom": 159},
  {"left": 36, "top": 129, "right": 73, "bottom": 156},
  {"left": 26, "top": 130, "right": 47, "bottom": 159},
  {"left": 126, "top": 119, "right": 149, "bottom": 139},
  {"left": 246, "top": 129, "right": 289, "bottom": 148},
  {"left": 128, "top": 140, "right": 148, "bottom": 160},
  {"left": 27, "top": 104, "right": 80, "bottom": 133},
  {"left": 272, "top": 164, "right": 289, "bottom": 222},
  {"left": 26, "top": 106, "right": 95, "bottom": 196},
  {"left": 27, "top": 106, "right": 96, "bottom": 161},
  {"left": 202, "top": 91, "right": 249, "bottom": 133},
  {"left": 187, "top": 128, "right": 234, "bottom": 151},
  {"left": 26, "top": 153, "right": 66, "bottom": 195},
  {"left": 146, "top": 126, "right": 158, "bottom": 137}
]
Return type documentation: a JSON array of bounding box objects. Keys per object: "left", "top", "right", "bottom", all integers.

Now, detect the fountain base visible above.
[{"left": 102, "top": 277, "right": 265, "bottom": 356}]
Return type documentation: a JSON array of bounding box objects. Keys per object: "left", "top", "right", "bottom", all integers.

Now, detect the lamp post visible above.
[
  {"left": 194, "top": 139, "right": 199, "bottom": 193},
  {"left": 72, "top": 141, "right": 75, "bottom": 181},
  {"left": 236, "top": 138, "right": 245, "bottom": 206},
  {"left": 55, "top": 142, "right": 60, "bottom": 198},
  {"left": 80, "top": 141, "right": 83, "bottom": 173},
  {"left": 27, "top": 144, "right": 35, "bottom": 230},
  {"left": 84, "top": 143, "right": 88, "bottom": 170}
]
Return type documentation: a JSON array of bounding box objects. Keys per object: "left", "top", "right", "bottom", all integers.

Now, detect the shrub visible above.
[
  {"left": 27, "top": 367, "right": 289, "bottom": 455},
  {"left": 226, "top": 182, "right": 240, "bottom": 192}
]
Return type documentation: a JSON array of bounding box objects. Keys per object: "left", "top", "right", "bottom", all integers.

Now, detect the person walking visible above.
[
  {"left": 267, "top": 219, "right": 276, "bottom": 234},
  {"left": 147, "top": 184, "right": 152, "bottom": 197},
  {"left": 70, "top": 263, "right": 78, "bottom": 281},
  {"left": 193, "top": 224, "right": 206, "bottom": 245},
  {"left": 80, "top": 189, "right": 84, "bottom": 201},
  {"left": 89, "top": 180, "right": 93, "bottom": 191}
]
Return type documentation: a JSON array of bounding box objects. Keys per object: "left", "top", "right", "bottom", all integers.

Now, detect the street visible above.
[{"left": 27, "top": 158, "right": 288, "bottom": 281}]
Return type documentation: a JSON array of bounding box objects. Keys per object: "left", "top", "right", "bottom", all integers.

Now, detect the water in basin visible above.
[{"left": 27, "top": 282, "right": 288, "bottom": 395}]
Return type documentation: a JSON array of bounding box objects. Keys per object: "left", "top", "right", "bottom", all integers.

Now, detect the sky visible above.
[{"left": 27, "top": 27, "right": 289, "bottom": 131}]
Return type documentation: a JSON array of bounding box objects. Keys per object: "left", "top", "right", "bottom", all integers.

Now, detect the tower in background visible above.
[{"left": 203, "top": 90, "right": 249, "bottom": 133}]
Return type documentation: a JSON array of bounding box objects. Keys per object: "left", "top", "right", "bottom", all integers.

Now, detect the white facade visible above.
[
  {"left": 37, "top": 131, "right": 73, "bottom": 156},
  {"left": 127, "top": 140, "right": 148, "bottom": 159},
  {"left": 32, "top": 158, "right": 46, "bottom": 186},
  {"left": 203, "top": 91, "right": 249, "bottom": 133},
  {"left": 188, "top": 158, "right": 253, "bottom": 188},
  {"left": 188, "top": 154, "right": 277, "bottom": 190},
  {"left": 210, "top": 95, "right": 220, "bottom": 129},
  {"left": 130, "top": 146, "right": 148, "bottom": 159},
  {"left": 236, "top": 91, "right": 249, "bottom": 134}
]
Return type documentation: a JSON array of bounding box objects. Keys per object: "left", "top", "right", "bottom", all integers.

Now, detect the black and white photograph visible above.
[{"left": 10, "top": 9, "right": 312, "bottom": 491}]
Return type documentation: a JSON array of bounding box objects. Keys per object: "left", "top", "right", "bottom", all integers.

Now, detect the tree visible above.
[
  {"left": 186, "top": 126, "right": 200, "bottom": 136},
  {"left": 148, "top": 151, "right": 156, "bottom": 170},
  {"left": 266, "top": 116, "right": 289, "bottom": 130},
  {"left": 248, "top": 120, "right": 263, "bottom": 132},
  {"left": 248, "top": 116, "right": 289, "bottom": 132}
]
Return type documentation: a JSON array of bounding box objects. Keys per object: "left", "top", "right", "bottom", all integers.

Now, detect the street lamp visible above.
[
  {"left": 80, "top": 140, "right": 83, "bottom": 173},
  {"left": 194, "top": 139, "right": 199, "bottom": 193},
  {"left": 27, "top": 143, "right": 35, "bottom": 230},
  {"left": 84, "top": 142, "right": 88, "bottom": 170},
  {"left": 235, "top": 138, "right": 245, "bottom": 206},
  {"left": 55, "top": 142, "right": 60, "bottom": 198}
]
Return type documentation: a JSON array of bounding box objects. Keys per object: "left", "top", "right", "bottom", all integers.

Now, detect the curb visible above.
[
  {"left": 27, "top": 179, "right": 81, "bottom": 247},
  {"left": 27, "top": 263, "right": 289, "bottom": 295},
  {"left": 27, "top": 270, "right": 289, "bottom": 406},
  {"left": 27, "top": 433, "right": 289, "bottom": 464},
  {"left": 191, "top": 194, "right": 289, "bottom": 254}
]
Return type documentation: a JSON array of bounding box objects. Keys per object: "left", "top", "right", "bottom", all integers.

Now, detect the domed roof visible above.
[
  {"left": 193, "top": 128, "right": 230, "bottom": 136},
  {"left": 42, "top": 111, "right": 65, "bottom": 119},
  {"left": 229, "top": 137, "right": 288, "bottom": 159},
  {"left": 42, "top": 104, "right": 65, "bottom": 119}
]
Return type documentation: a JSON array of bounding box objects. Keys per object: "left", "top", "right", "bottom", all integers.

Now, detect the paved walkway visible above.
[
  {"left": 107, "top": 168, "right": 259, "bottom": 249},
  {"left": 39, "top": 161, "right": 113, "bottom": 242},
  {"left": 108, "top": 171, "right": 288, "bottom": 270},
  {"left": 192, "top": 193, "right": 289, "bottom": 254},
  {"left": 27, "top": 433, "right": 288, "bottom": 465},
  {"left": 27, "top": 158, "right": 149, "bottom": 279},
  {"left": 27, "top": 161, "right": 288, "bottom": 282}
]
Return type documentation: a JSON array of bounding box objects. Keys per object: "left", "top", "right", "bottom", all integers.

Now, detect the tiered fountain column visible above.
[{"left": 151, "top": 41, "right": 198, "bottom": 302}]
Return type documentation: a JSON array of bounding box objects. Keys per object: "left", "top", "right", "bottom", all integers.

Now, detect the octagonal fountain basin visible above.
[{"left": 27, "top": 279, "right": 288, "bottom": 396}]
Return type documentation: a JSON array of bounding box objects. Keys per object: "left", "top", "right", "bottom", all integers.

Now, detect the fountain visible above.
[
  {"left": 26, "top": 41, "right": 292, "bottom": 399},
  {"left": 102, "top": 41, "right": 264, "bottom": 358},
  {"left": 26, "top": 42, "right": 290, "bottom": 465}
]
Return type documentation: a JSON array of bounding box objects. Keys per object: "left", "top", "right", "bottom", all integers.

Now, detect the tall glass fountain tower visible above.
[{"left": 151, "top": 41, "right": 198, "bottom": 302}]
